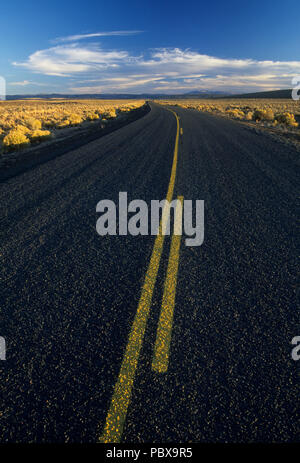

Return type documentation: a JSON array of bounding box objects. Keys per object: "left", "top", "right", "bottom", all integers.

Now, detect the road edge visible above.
[{"left": 0, "top": 103, "right": 151, "bottom": 182}]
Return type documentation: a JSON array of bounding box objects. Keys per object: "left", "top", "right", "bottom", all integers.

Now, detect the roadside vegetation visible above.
[
  {"left": 0, "top": 99, "right": 145, "bottom": 152},
  {"left": 156, "top": 98, "right": 300, "bottom": 132}
]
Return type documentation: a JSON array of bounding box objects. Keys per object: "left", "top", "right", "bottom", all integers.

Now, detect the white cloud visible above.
[
  {"left": 12, "top": 44, "right": 300, "bottom": 93},
  {"left": 13, "top": 44, "right": 130, "bottom": 77}
]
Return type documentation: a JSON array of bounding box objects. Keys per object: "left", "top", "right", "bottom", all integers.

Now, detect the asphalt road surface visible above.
[{"left": 0, "top": 103, "right": 299, "bottom": 443}]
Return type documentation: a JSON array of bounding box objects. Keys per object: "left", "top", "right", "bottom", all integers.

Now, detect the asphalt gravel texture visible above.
[{"left": 0, "top": 102, "right": 299, "bottom": 443}]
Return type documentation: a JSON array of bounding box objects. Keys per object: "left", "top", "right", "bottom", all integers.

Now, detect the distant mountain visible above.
[
  {"left": 221, "top": 89, "right": 293, "bottom": 99},
  {"left": 6, "top": 90, "right": 231, "bottom": 100},
  {"left": 6, "top": 93, "right": 160, "bottom": 100},
  {"left": 174, "top": 90, "right": 231, "bottom": 99},
  {"left": 184, "top": 90, "right": 229, "bottom": 96},
  {"left": 5, "top": 89, "right": 293, "bottom": 100}
]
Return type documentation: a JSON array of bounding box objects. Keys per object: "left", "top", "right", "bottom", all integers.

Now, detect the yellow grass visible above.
[
  {"left": 0, "top": 99, "right": 145, "bottom": 151},
  {"left": 156, "top": 98, "right": 300, "bottom": 129}
]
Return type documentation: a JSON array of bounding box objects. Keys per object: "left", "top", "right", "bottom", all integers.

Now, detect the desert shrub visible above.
[
  {"left": 43, "top": 119, "right": 56, "bottom": 128},
  {"left": 156, "top": 99, "right": 299, "bottom": 131},
  {"left": 275, "top": 112, "right": 298, "bottom": 127},
  {"left": 87, "top": 113, "right": 100, "bottom": 121},
  {"left": 253, "top": 109, "right": 263, "bottom": 121},
  {"left": 253, "top": 109, "right": 274, "bottom": 122},
  {"left": 3, "top": 129, "right": 30, "bottom": 150},
  {"left": 30, "top": 129, "right": 52, "bottom": 142},
  {"left": 14, "top": 124, "right": 32, "bottom": 135},
  {"left": 56, "top": 120, "right": 70, "bottom": 129},
  {"left": 263, "top": 109, "right": 275, "bottom": 121},
  {"left": 0, "top": 99, "right": 145, "bottom": 142},
  {"left": 226, "top": 108, "right": 244, "bottom": 119},
  {"left": 67, "top": 114, "right": 83, "bottom": 125},
  {"left": 102, "top": 108, "right": 117, "bottom": 119},
  {"left": 261, "top": 108, "right": 274, "bottom": 121},
  {"left": 26, "top": 117, "right": 42, "bottom": 130}
]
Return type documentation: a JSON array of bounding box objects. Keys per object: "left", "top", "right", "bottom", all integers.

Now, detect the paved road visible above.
[{"left": 0, "top": 103, "right": 298, "bottom": 443}]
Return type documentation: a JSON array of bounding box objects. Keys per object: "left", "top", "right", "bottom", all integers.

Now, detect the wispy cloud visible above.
[
  {"left": 12, "top": 43, "right": 300, "bottom": 93},
  {"left": 8, "top": 80, "right": 49, "bottom": 87},
  {"left": 52, "top": 30, "right": 143, "bottom": 44},
  {"left": 9, "top": 80, "right": 32, "bottom": 86},
  {"left": 70, "top": 76, "right": 164, "bottom": 93}
]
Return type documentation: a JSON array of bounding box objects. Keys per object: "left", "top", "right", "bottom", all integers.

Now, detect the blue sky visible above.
[{"left": 2, "top": 0, "right": 300, "bottom": 95}]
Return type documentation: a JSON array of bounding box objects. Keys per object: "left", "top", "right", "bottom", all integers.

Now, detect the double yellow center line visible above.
[
  {"left": 100, "top": 109, "right": 182, "bottom": 443},
  {"left": 151, "top": 195, "right": 183, "bottom": 373}
]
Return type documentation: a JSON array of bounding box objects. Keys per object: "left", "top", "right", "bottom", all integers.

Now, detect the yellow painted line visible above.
[
  {"left": 99, "top": 109, "right": 180, "bottom": 443},
  {"left": 180, "top": 127, "right": 183, "bottom": 136},
  {"left": 152, "top": 196, "right": 183, "bottom": 374}
]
